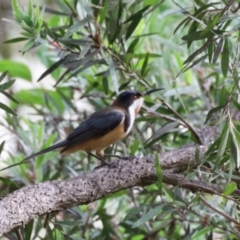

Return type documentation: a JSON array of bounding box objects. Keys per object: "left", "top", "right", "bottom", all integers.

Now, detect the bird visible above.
[{"left": 0, "top": 89, "right": 162, "bottom": 171}]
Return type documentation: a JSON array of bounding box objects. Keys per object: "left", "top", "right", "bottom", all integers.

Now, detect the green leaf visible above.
[
  {"left": 11, "top": 0, "right": 24, "bottom": 23},
  {"left": 183, "top": 54, "right": 207, "bottom": 72},
  {"left": 21, "top": 39, "right": 36, "bottom": 53},
  {"left": 141, "top": 53, "right": 149, "bottom": 76},
  {"left": 99, "top": 0, "right": 109, "bottom": 24},
  {"left": 0, "top": 176, "right": 19, "bottom": 189},
  {"left": 0, "top": 102, "right": 17, "bottom": 115},
  {"left": 4, "top": 37, "right": 28, "bottom": 43},
  {"left": 174, "top": 17, "right": 190, "bottom": 34},
  {"left": 0, "top": 79, "right": 15, "bottom": 92},
  {"left": 64, "top": 16, "right": 92, "bottom": 38},
  {"left": 214, "top": 121, "right": 229, "bottom": 170},
  {"left": 0, "top": 60, "right": 31, "bottom": 80},
  {"left": 0, "top": 141, "right": 5, "bottom": 155},
  {"left": 221, "top": 38, "right": 229, "bottom": 77},
  {"left": 223, "top": 182, "right": 237, "bottom": 195},
  {"left": 124, "top": 5, "right": 150, "bottom": 23},
  {"left": 109, "top": 24, "right": 122, "bottom": 44},
  {"left": 204, "top": 105, "right": 224, "bottom": 124},
  {"left": 194, "top": 0, "right": 205, "bottom": 7},
  {"left": 127, "top": 38, "right": 140, "bottom": 53},
  {"left": 184, "top": 39, "right": 212, "bottom": 64},
  {"left": 125, "top": 15, "right": 142, "bottom": 40},
  {"left": 208, "top": 41, "right": 214, "bottom": 63},
  {"left": 28, "top": 0, "right": 33, "bottom": 19},
  {"left": 132, "top": 205, "right": 163, "bottom": 228},
  {"left": 37, "top": 58, "right": 65, "bottom": 82},
  {"left": 212, "top": 37, "right": 224, "bottom": 63},
  {"left": 182, "top": 30, "right": 224, "bottom": 41},
  {"left": 118, "top": 0, "right": 123, "bottom": 20},
  {"left": 192, "top": 227, "right": 213, "bottom": 239},
  {"left": 0, "top": 71, "right": 8, "bottom": 83},
  {"left": 24, "top": 219, "right": 34, "bottom": 240},
  {"left": 200, "top": 12, "right": 221, "bottom": 36},
  {"left": 1, "top": 91, "right": 19, "bottom": 104},
  {"left": 230, "top": 127, "right": 240, "bottom": 168},
  {"left": 102, "top": 77, "right": 109, "bottom": 95}
]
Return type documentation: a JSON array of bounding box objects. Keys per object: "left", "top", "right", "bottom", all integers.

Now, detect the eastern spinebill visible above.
[{"left": 1, "top": 89, "right": 162, "bottom": 170}]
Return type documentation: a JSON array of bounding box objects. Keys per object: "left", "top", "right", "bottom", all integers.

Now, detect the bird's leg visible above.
[{"left": 87, "top": 152, "right": 110, "bottom": 165}]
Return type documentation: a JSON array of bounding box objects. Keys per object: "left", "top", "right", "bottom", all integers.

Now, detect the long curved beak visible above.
[{"left": 143, "top": 88, "right": 164, "bottom": 96}]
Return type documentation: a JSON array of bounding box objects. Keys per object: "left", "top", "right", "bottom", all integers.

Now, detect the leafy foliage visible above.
[{"left": 1, "top": 0, "right": 240, "bottom": 239}]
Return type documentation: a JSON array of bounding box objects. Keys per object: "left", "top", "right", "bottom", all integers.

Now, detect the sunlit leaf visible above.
[
  {"left": 0, "top": 60, "right": 31, "bottom": 80},
  {"left": 223, "top": 182, "right": 237, "bottom": 195}
]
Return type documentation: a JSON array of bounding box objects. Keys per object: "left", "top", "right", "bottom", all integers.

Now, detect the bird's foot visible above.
[{"left": 87, "top": 152, "right": 110, "bottom": 166}]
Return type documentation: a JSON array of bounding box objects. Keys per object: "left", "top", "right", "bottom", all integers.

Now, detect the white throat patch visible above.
[{"left": 125, "top": 97, "right": 143, "bottom": 134}]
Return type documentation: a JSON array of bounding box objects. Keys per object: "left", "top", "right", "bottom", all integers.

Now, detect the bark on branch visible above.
[{"left": 0, "top": 144, "right": 229, "bottom": 236}]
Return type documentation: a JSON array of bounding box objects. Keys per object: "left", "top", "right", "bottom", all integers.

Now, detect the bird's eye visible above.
[{"left": 132, "top": 95, "right": 138, "bottom": 100}]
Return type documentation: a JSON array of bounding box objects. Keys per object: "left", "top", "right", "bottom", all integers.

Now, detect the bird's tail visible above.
[{"left": 0, "top": 140, "right": 68, "bottom": 172}]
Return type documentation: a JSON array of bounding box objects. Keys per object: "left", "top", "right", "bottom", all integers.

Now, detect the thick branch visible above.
[{"left": 0, "top": 145, "right": 221, "bottom": 236}]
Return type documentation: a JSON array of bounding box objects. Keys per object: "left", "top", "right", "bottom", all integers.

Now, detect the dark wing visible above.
[{"left": 64, "top": 108, "right": 124, "bottom": 148}]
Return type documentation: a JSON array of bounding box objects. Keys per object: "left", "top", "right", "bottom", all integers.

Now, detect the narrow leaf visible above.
[
  {"left": 212, "top": 37, "right": 224, "bottom": 63},
  {"left": 0, "top": 80, "right": 15, "bottom": 92},
  {"left": 124, "top": 5, "right": 150, "bottom": 23},
  {"left": 132, "top": 205, "right": 163, "bottom": 228},
  {"left": 204, "top": 105, "right": 224, "bottom": 124},
  {"left": 141, "top": 53, "right": 149, "bottom": 76},
  {"left": 182, "top": 30, "right": 224, "bottom": 41},
  {"left": 0, "top": 176, "right": 19, "bottom": 188},
  {"left": 125, "top": 15, "right": 142, "bottom": 40},
  {"left": 0, "top": 102, "right": 17, "bottom": 115},
  {"left": 214, "top": 121, "right": 229, "bottom": 170},
  {"left": 0, "top": 141, "right": 5, "bottom": 155},
  {"left": 37, "top": 58, "right": 65, "bottom": 82},
  {"left": 102, "top": 77, "right": 109, "bottom": 95},
  {"left": 200, "top": 13, "right": 221, "bottom": 36},
  {"left": 2, "top": 91, "right": 19, "bottom": 103},
  {"left": 4, "top": 37, "right": 28, "bottom": 44},
  {"left": 127, "top": 38, "right": 139, "bottom": 53},
  {"left": 0, "top": 71, "right": 8, "bottom": 83},
  {"left": 64, "top": 16, "right": 92, "bottom": 38},
  {"left": 221, "top": 38, "right": 229, "bottom": 77}
]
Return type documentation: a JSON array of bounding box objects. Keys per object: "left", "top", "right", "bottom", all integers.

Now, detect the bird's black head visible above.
[
  {"left": 114, "top": 90, "right": 143, "bottom": 109},
  {"left": 112, "top": 88, "right": 163, "bottom": 114}
]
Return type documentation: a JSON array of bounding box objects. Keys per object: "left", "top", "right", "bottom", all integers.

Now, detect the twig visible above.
[
  {"left": 159, "top": 99, "right": 204, "bottom": 145},
  {"left": 200, "top": 196, "right": 240, "bottom": 226}
]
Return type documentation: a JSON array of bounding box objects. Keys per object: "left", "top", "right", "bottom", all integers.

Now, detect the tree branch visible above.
[{"left": 0, "top": 144, "right": 229, "bottom": 236}]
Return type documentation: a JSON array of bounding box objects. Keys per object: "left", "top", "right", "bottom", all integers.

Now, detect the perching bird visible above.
[{"left": 1, "top": 89, "right": 162, "bottom": 171}]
